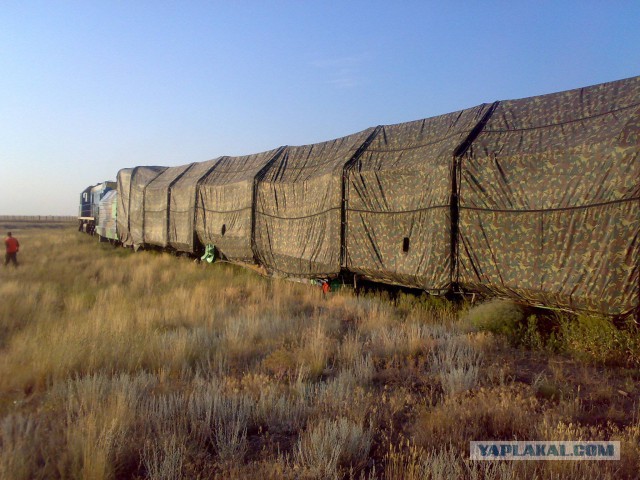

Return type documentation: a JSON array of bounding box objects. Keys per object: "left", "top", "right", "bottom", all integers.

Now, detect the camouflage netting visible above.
[
  {"left": 116, "top": 168, "right": 133, "bottom": 246},
  {"left": 112, "top": 76, "right": 639, "bottom": 316},
  {"left": 143, "top": 163, "right": 194, "bottom": 247},
  {"left": 254, "top": 129, "right": 375, "bottom": 277},
  {"left": 195, "top": 149, "right": 283, "bottom": 263},
  {"left": 169, "top": 158, "right": 221, "bottom": 252},
  {"left": 127, "top": 166, "right": 168, "bottom": 249},
  {"left": 97, "top": 190, "right": 118, "bottom": 240},
  {"left": 457, "top": 76, "right": 640, "bottom": 316},
  {"left": 344, "top": 106, "right": 491, "bottom": 290}
]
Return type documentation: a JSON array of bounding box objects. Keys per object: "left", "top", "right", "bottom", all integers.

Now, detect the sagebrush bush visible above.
[
  {"left": 255, "top": 386, "right": 309, "bottom": 433},
  {"left": 295, "top": 417, "right": 372, "bottom": 479},
  {"left": 431, "top": 335, "right": 482, "bottom": 396},
  {"left": 142, "top": 434, "right": 185, "bottom": 480},
  {"left": 212, "top": 393, "right": 253, "bottom": 464}
]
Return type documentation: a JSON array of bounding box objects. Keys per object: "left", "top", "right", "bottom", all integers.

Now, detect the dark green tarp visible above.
[
  {"left": 344, "top": 106, "right": 491, "bottom": 290},
  {"left": 195, "top": 149, "right": 283, "bottom": 263},
  {"left": 112, "top": 76, "right": 638, "bottom": 316},
  {"left": 128, "top": 166, "right": 168, "bottom": 249},
  {"left": 254, "top": 129, "right": 375, "bottom": 277},
  {"left": 457, "top": 76, "right": 640, "bottom": 315},
  {"left": 144, "top": 163, "right": 194, "bottom": 248},
  {"left": 169, "top": 158, "right": 221, "bottom": 252},
  {"left": 116, "top": 168, "right": 133, "bottom": 247}
]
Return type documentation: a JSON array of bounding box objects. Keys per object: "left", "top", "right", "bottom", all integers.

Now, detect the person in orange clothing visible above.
[{"left": 4, "top": 232, "right": 20, "bottom": 267}]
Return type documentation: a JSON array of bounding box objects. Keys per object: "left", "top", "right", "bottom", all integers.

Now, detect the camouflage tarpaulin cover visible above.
[
  {"left": 116, "top": 168, "right": 133, "bottom": 246},
  {"left": 97, "top": 190, "right": 118, "bottom": 240},
  {"left": 169, "top": 158, "right": 220, "bottom": 252},
  {"left": 144, "top": 163, "right": 194, "bottom": 247},
  {"left": 110, "top": 75, "right": 638, "bottom": 316},
  {"left": 128, "top": 166, "right": 168, "bottom": 249},
  {"left": 254, "top": 129, "right": 375, "bottom": 277},
  {"left": 457, "top": 76, "right": 640, "bottom": 315},
  {"left": 344, "top": 106, "right": 491, "bottom": 289},
  {"left": 196, "top": 148, "right": 283, "bottom": 263}
]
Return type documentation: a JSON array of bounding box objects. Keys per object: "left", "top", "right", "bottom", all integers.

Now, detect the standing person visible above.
[
  {"left": 322, "top": 279, "right": 330, "bottom": 297},
  {"left": 4, "top": 232, "right": 19, "bottom": 267}
]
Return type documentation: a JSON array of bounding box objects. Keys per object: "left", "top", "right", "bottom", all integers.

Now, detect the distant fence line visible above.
[{"left": 0, "top": 215, "right": 76, "bottom": 222}]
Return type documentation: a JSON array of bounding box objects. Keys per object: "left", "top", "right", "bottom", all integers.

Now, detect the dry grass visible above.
[
  {"left": 295, "top": 416, "right": 373, "bottom": 479},
  {"left": 0, "top": 225, "right": 639, "bottom": 479}
]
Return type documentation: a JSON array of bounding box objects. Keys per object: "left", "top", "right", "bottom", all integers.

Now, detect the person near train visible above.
[{"left": 4, "top": 232, "right": 19, "bottom": 267}]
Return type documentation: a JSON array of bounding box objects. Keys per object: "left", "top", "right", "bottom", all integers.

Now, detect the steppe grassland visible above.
[{"left": 0, "top": 224, "right": 639, "bottom": 479}]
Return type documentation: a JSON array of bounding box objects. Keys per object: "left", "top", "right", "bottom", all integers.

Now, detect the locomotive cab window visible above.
[{"left": 402, "top": 237, "right": 410, "bottom": 253}]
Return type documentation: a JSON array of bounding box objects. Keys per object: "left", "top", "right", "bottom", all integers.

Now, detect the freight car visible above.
[
  {"left": 79, "top": 76, "right": 640, "bottom": 318},
  {"left": 96, "top": 189, "right": 118, "bottom": 242}
]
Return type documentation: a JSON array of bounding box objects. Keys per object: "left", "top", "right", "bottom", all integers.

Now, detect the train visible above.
[
  {"left": 78, "top": 181, "right": 116, "bottom": 236},
  {"left": 79, "top": 75, "right": 640, "bottom": 318}
]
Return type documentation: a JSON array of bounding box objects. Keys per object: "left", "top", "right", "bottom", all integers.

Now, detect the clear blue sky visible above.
[{"left": 1, "top": 1, "right": 638, "bottom": 215}]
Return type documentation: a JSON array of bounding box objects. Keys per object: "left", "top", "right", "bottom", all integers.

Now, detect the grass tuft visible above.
[{"left": 295, "top": 417, "right": 372, "bottom": 479}]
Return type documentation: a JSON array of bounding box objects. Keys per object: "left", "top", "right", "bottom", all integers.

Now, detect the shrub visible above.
[
  {"left": 185, "top": 385, "right": 253, "bottom": 464},
  {"left": 213, "top": 398, "right": 250, "bottom": 465},
  {"left": 466, "top": 301, "right": 560, "bottom": 352},
  {"left": 395, "top": 293, "right": 456, "bottom": 324},
  {"left": 295, "top": 417, "right": 372, "bottom": 479},
  {"left": 521, "top": 315, "right": 545, "bottom": 350},
  {"left": 297, "top": 324, "right": 334, "bottom": 380},
  {"left": 255, "top": 387, "right": 309, "bottom": 434},
  {"left": 431, "top": 336, "right": 482, "bottom": 396},
  {"left": 312, "top": 370, "right": 373, "bottom": 424},
  {"left": 559, "top": 314, "right": 640, "bottom": 366},
  {"left": 466, "top": 299, "right": 525, "bottom": 344},
  {"left": 262, "top": 348, "right": 298, "bottom": 379},
  {"left": 142, "top": 434, "right": 185, "bottom": 480}
]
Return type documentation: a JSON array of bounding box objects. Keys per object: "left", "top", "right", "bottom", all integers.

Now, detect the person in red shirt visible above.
[{"left": 4, "top": 232, "right": 19, "bottom": 267}]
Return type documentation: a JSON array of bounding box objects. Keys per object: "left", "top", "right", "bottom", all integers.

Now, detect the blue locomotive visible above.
[{"left": 78, "top": 181, "right": 116, "bottom": 236}]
